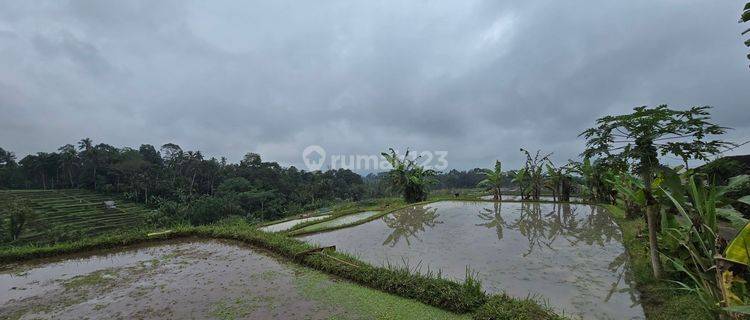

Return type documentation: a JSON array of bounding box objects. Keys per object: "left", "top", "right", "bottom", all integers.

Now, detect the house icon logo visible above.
[{"left": 302, "top": 145, "right": 326, "bottom": 171}]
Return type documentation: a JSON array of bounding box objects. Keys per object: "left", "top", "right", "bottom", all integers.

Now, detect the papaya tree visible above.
[
  {"left": 580, "top": 105, "right": 730, "bottom": 278},
  {"left": 478, "top": 160, "right": 504, "bottom": 201},
  {"left": 381, "top": 148, "right": 437, "bottom": 203}
]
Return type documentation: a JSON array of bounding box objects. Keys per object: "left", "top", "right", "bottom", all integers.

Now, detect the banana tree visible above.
[
  {"left": 511, "top": 168, "right": 530, "bottom": 200},
  {"left": 478, "top": 160, "right": 504, "bottom": 201},
  {"left": 381, "top": 148, "right": 437, "bottom": 203},
  {"left": 659, "top": 173, "right": 750, "bottom": 315},
  {"left": 520, "top": 148, "right": 551, "bottom": 201}
]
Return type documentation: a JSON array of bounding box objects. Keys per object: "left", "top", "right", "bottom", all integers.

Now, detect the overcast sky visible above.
[{"left": 1, "top": 1, "right": 749, "bottom": 171}]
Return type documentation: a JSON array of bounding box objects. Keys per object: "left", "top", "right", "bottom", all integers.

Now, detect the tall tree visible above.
[
  {"left": 58, "top": 144, "right": 78, "bottom": 188},
  {"left": 0, "top": 148, "right": 21, "bottom": 189},
  {"left": 78, "top": 138, "right": 98, "bottom": 189},
  {"left": 580, "top": 105, "right": 730, "bottom": 278}
]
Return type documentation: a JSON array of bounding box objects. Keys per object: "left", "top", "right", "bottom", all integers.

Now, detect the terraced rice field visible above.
[
  {"left": 0, "top": 239, "right": 465, "bottom": 320},
  {"left": 0, "top": 189, "right": 154, "bottom": 242}
]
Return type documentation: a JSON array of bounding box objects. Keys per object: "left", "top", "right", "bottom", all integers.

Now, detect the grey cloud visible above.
[{"left": 1, "top": 0, "right": 748, "bottom": 171}]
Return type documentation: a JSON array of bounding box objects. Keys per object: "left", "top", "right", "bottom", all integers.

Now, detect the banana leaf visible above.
[
  {"left": 717, "top": 207, "right": 749, "bottom": 230},
  {"left": 723, "top": 305, "right": 750, "bottom": 315},
  {"left": 738, "top": 195, "right": 750, "bottom": 206},
  {"left": 725, "top": 222, "right": 750, "bottom": 266}
]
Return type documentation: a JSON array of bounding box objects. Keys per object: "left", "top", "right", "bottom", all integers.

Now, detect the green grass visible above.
[
  {"left": 472, "top": 295, "right": 565, "bottom": 320},
  {"left": 601, "top": 204, "right": 714, "bottom": 320},
  {"left": 0, "top": 189, "right": 154, "bottom": 243},
  {"left": 296, "top": 269, "right": 470, "bottom": 319}
]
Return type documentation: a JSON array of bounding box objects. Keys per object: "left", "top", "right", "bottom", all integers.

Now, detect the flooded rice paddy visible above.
[
  {"left": 295, "top": 211, "right": 382, "bottom": 233},
  {"left": 479, "top": 195, "right": 583, "bottom": 202},
  {"left": 260, "top": 215, "right": 331, "bottom": 232},
  {"left": 301, "top": 201, "right": 644, "bottom": 320},
  {"left": 0, "top": 239, "right": 464, "bottom": 320}
]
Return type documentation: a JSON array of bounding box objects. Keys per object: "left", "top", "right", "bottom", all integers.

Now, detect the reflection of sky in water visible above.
[{"left": 302, "top": 201, "right": 644, "bottom": 320}]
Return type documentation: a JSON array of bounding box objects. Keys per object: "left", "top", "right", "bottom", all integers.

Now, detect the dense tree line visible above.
[{"left": 0, "top": 139, "right": 366, "bottom": 222}]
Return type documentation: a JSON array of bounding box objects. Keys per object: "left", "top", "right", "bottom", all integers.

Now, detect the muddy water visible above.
[
  {"left": 0, "top": 239, "right": 465, "bottom": 320},
  {"left": 296, "top": 211, "right": 381, "bottom": 233},
  {"left": 301, "top": 201, "right": 644, "bottom": 320},
  {"left": 260, "top": 215, "right": 331, "bottom": 232}
]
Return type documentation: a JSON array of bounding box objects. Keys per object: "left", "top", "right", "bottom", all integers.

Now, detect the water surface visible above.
[
  {"left": 260, "top": 215, "right": 331, "bottom": 232},
  {"left": 480, "top": 195, "right": 583, "bottom": 202},
  {"left": 301, "top": 201, "right": 643, "bottom": 320}
]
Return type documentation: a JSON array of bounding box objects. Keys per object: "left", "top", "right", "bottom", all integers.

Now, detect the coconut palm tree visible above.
[
  {"left": 58, "top": 144, "right": 78, "bottom": 188},
  {"left": 478, "top": 160, "right": 504, "bottom": 201},
  {"left": 78, "top": 138, "right": 98, "bottom": 189}
]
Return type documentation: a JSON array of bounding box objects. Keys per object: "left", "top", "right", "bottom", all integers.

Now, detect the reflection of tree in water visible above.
[
  {"left": 382, "top": 205, "right": 442, "bottom": 247},
  {"left": 476, "top": 202, "right": 505, "bottom": 240},
  {"left": 510, "top": 202, "right": 557, "bottom": 256},
  {"left": 477, "top": 202, "right": 622, "bottom": 256},
  {"left": 604, "top": 251, "right": 640, "bottom": 306},
  {"left": 475, "top": 201, "right": 639, "bottom": 305}
]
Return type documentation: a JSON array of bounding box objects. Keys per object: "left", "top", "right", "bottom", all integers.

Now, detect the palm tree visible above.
[
  {"left": 478, "top": 160, "right": 503, "bottom": 201},
  {"left": 78, "top": 138, "right": 97, "bottom": 189},
  {"left": 381, "top": 148, "right": 436, "bottom": 203},
  {"left": 58, "top": 144, "right": 77, "bottom": 188}
]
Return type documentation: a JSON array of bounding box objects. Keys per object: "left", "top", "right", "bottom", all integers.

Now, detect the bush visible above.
[
  {"left": 183, "top": 196, "right": 242, "bottom": 225},
  {"left": 472, "top": 295, "right": 565, "bottom": 320}
]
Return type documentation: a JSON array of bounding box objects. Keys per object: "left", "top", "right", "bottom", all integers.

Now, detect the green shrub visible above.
[
  {"left": 698, "top": 159, "right": 746, "bottom": 184},
  {"left": 183, "top": 196, "right": 242, "bottom": 225}
]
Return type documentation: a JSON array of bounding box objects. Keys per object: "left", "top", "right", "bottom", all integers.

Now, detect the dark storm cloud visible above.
[{"left": 1, "top": 0, "right": 748, "bottom": 170}]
